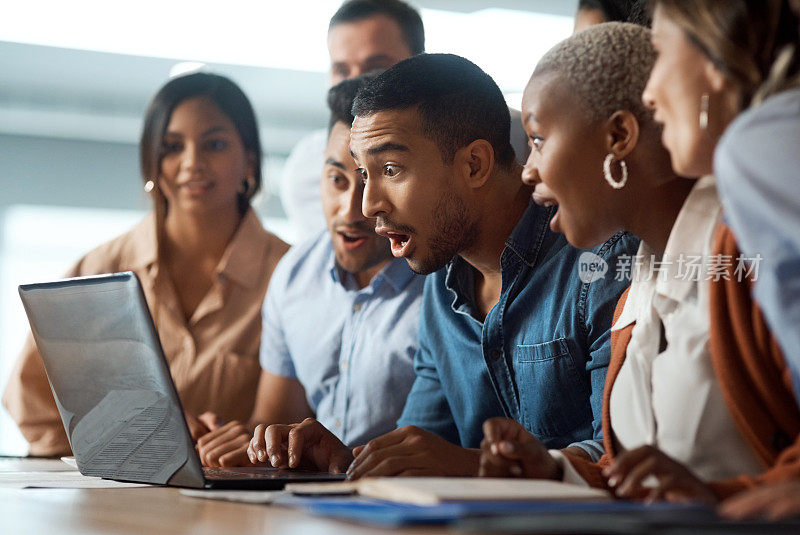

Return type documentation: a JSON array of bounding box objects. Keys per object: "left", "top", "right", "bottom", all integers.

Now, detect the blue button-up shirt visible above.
[
  {"left": 397, "top": 202, "right": 639, "bottom": 459},
  {"left": 715, "top": 87, "right": 800, "bottom": 401},
  {"left": 260, "top": 232, "right": 424, "bottom": 447}
]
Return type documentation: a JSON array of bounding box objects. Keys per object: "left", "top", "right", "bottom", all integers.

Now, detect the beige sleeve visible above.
[
  {"left": 2, "top": 333, "right": 71, "bottom": 456},
  {"left": 1, "top": 257, "right": 96, "bottom": 457}
]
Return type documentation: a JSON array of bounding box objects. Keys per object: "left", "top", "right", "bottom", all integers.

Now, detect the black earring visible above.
[{"left": 239, "top": 177, "right": 254, "bottom": 195}]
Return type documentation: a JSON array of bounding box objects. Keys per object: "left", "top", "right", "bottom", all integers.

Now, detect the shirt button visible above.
[
  {"left": 334, "top": 419, "right": 342, "bottom": 428},
  {"left": 352, "top": 303, "right": 362, "bottom": 312},
  {"left": 490, "top": 349, "right": 502, "bottom": 360},
  {"left": 341, "top": 360, "right": 349, "bottom": 372}
]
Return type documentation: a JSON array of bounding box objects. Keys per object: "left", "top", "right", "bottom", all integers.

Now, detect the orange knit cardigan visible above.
[{"left": 563, "top": 224, "right": 800, "bottom": 500}]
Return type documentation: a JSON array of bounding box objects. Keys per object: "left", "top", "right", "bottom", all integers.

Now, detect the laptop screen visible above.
[{"left": 19, "top": 272, "right": 204, "bottom": 487}]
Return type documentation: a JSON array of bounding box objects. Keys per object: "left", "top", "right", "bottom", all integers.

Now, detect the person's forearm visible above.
[{"left": 563, "top": 445, "right": 593, "bottom": 461}]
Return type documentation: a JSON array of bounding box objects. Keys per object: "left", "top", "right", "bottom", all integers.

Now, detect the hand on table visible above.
[
  {"left": 196, "top": 420, "right": 253, "bottom": 467},
  {"left": 478, "top": 417, "right": 561, "bottom": 479},
  {"left": 185, "top": 411, "right": 222, "bottom": 441},
  {"left": 719, "top": 481, "right": 800, "bottom": 520},
  {"left": 603, "top": 445, "right": 715, "bottom": 504},
  {"left": 248, "top": 418, "right": 353, "bottom": 473},
  {"left": 346, "top": 426, "right": 480, "bottom": 480}
]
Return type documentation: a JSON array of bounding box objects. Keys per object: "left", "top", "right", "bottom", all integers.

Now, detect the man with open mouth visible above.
[
  {"left": 193, "top": 73, "right": 424, "bottom": 468},
  {"left": 253, "top": 54, "right": 639, "bottom": 478}
]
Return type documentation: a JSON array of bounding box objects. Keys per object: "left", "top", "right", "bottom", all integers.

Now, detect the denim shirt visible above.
[{"left": 397, "top": 202, "right": 639, "bottom": 459}]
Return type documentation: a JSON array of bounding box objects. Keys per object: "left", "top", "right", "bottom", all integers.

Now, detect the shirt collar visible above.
[
  {"left": 504, "top": 201, "right": 558, "bottom": 268},
  {"left": 611, "top": 175, "right": 721, "bottom": 330},
  {"left": 612, "top": 241, "right": 649, "bottom": 331},
  {"left": 327, "top": 242, "right": 416, "bottom": 294},
  {"left": 656, "top": 174, "right": 722, "bottom": 303},
  {"left": 444, "top": 255, "right": 475, "bottom": 316},
  {"left": 215, "top": 209, "right": 272, "bottom": 289},
  {"left": 127, "top": 209, "right": 270, "bottom": 288},
  {"left": 375, "top": 256, "right": 415, "bottom": 292},
  {"left": 443, "top": 201, "right": 556, "bottom": 316},
  {"left": 127, "top": 214, "right": 159, "bottom": 271}
]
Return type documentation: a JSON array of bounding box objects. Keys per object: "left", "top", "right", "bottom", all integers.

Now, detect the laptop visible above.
[{"left": 18, "top": 271, "right": 346, "bottom": 490}]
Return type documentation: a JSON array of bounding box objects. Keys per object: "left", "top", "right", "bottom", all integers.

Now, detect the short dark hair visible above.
[
  {"left": 329, "top": 0, "right": 425, "bottom": 55},
  {"left": 327, "top": 71, "right": 383, "bottom": 134},
  {"left": 578, "top": 0, "right": 650, "bottom": 26},
  {"left": 351, "top": 53, "right": 516, "bottom": 168},
  {"left": 140, "top": 72, "right": 262, "bottom": 216}
]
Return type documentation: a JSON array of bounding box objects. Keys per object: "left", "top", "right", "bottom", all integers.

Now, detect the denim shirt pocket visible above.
[{"left": 514, "top": 338, "right": 588, "bottom": 442}]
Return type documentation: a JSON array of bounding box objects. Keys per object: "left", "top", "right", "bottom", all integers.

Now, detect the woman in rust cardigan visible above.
[
  {"left": 641, "top": 0, "right": 800, "bottom": 519},
  {"left": 478, "top": 19, "right": 800, "bottom": 510}
]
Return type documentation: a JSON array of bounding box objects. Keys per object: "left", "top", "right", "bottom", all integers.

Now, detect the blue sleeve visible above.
[
  {"left": 396, "top": 281, "right": 461, "bottom": 444},
  {"left": 715, "top": 91, "right": 800, "bottom": 402},
  {"left": 259, "top": 256, "right": 297, "bottom": 378},
  {"left": 571, "top": 232, "right": 640, "bottom": 460}
]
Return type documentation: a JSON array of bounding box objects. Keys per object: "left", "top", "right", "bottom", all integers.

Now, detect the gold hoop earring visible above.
[
  {"left": 603, "top": 154, "right": 628, "bottom": 189},
  {"left": 699, "top": 93, "right": 709, "bottom": 130}
]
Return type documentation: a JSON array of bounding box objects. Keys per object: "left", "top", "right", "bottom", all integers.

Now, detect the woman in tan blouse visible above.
[{"left": 2, "top": 72, "right": 289, "bottom": 457}]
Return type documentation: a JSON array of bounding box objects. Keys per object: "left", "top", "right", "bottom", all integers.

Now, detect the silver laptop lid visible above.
[{"left": 18, "top": 272, "right": 204, "bottom": 487}]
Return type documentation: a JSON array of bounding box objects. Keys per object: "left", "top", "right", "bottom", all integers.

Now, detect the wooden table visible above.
[
  {"left": 0, "top": 459, "right": 450, "bottom": 535},
  {"left": 6, "top": 459, "right": 798, "bottom": 534}
]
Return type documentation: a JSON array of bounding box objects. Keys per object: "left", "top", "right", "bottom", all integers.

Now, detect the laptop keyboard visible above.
[
  {"left": 203, "top": 466, "right": 345, "bottom": 480},
  {"left": 204, "top": 467, "right": 287, "bottom": 479}
]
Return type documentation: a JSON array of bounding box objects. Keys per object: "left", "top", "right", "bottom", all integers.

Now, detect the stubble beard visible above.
[{"left": 411, "top": 193, "right": 479, "bottom": 275}]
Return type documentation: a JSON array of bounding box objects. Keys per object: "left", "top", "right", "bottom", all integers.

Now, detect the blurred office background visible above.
[{"left": 0, "top": 0, "right": 576, "bottom": 454}]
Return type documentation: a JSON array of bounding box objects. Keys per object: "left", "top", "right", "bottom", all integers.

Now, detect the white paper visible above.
[
  {"left": 0, "top": 470, "right": 150, "bottom": 489},
  {"left": 179, "top": 489, "right": 287, "bottom": 504},
  {"left": 284, "top": 481, "right": 360, "bottom": 495},
  {"left": 0, "top": 458, "right": 75, "bottom": 473}
]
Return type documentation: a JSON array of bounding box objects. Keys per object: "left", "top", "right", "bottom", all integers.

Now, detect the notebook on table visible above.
[
  {"left": 287, "top": 477, "right": 611, "bottom": 505},
  {"left": 287, "top": 479, "right": 797, "bottom": 531},
  {"left": 18, "top": 272, "right": 345, "bottom": 490},
  {"left": 278, "top": 483, "right": 710, "bottom": 529},
  {"left": 356, "top": 477, "right": 612, "bottom": 505}
]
